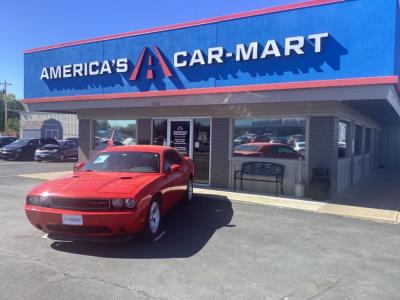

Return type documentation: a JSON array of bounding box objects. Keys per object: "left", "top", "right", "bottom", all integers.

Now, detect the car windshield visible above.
[
  {"left": 82, "top": 151, "right": 160, "bottom": 173},
  {"left": 235, "top": 144, "right": 261, "bottom": 152},
  {"left": 10, "top": 139, "right": 30, "bottom": 146}
]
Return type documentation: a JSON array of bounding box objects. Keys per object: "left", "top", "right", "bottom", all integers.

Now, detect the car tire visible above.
[
  {"left": 144, "top": 198, "right": 162, "bottom": 240},
  {"left": 58, "top": 153, "right": 65, "bottom": 162},
  {"left": 36, "top": 159, "right": 42, "bottom": 162},
  {"left": 184, "top": 177, "right": 194, "bottom": 204}
]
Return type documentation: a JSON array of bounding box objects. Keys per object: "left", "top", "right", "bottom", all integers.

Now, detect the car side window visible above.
[
  {"left": 164, "top": 150, "right": 182, "bottom": 172},
  {"left": 277, "top": 146, "right": 296, "bottom": 155},
  {"left": 170, "top": 150, "right": 182, "bottom": 164},
  {"left": 29, "top": 140, "right": 38, "bottom": 147},
  {"left": 164, "top": 151, "right": 173, "bottom": 173}
]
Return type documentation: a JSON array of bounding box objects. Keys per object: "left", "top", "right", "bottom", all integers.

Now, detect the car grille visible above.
[
  {"left": 51, "top": 198, "right": 111, "bottom": 211},
  {"left": 47, "top": 224, "right": 112, "bottom": 233}
]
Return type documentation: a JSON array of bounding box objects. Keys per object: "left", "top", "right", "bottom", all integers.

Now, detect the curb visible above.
[{"left": 194, "top": 188, "right": 400, "bottom": 224}]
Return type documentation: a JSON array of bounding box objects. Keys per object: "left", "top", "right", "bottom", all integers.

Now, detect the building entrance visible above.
[{"left": 152, "top": 118, "right": 211, "bottom": 184}]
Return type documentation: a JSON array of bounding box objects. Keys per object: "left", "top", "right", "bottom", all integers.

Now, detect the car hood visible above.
[
  {"left": 29, "top": 171, "right": 162, "bottom": 197},
  {"left": 2, "top": 144, "right": 22, "bottom": 150},
  {"left": 38, "top": 144, "right": 60, "bottom": 150}
]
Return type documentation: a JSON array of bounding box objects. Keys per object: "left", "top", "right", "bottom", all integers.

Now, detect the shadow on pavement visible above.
[{"left": 50, "top": 195, "right": 234, "bottom": 258}]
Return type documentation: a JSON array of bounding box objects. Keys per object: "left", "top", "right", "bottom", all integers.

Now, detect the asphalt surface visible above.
[{"left": 1, "top": 160, "right": 400, "bottom": 299}]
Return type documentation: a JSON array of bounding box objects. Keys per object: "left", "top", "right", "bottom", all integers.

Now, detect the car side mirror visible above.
[
  {"left": 171, "top": 164, "right": 181, "bottom": 172},
  {"left": 73, "top": 162, "right": 85, "bottom": 172}
]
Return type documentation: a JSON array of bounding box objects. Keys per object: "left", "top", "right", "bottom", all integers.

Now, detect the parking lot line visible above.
[
  {"left": 0, "top": 162, "right": 21, "bottom": 166},
  {"left": 18, "top": 171, "right": 72, "bottom": 181},
  {"left": 154, "top": 231, "right": 166, "bottom": 242}
]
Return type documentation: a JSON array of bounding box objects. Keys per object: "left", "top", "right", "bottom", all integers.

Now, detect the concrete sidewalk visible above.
[
  {"left": 18, "top": 170, "right": 400, "bottom": 224},
  {"left": 194, "top": 188, "right": 400, "bottom": 224}
]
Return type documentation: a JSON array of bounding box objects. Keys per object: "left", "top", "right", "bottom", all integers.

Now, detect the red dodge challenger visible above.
[{"left": 25, "top": 145, "right": 194, "bottom": 242}]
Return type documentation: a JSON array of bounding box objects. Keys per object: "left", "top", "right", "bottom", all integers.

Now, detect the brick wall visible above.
[
  {"left": 308, "top": 116, "right": 339, "bottom": 198},
  {"left": 78, "top": 119, "right": 91, "bottom": 162},
  {"left": 137, "top": 119, "right": 152, "bottom": 145},
  {"left": 210, "top": 118, "right": 230, "bottom": 188}
]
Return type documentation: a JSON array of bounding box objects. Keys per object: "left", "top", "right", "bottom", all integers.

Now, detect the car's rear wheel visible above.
[
  {"left": 184, "top": 177, "right": 194, "bottom": 203},
  {"left": 144, "top": 199, "right": 162, "bottom": 240}
]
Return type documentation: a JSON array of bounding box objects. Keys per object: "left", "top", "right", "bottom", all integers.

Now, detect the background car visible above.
[
  {"left": 250, "top": 134, "right": 274, "bottom": 143},
  {"left": 293, "top": 141, "right": 306, "bottom": 156},
  {"left": 233, "top": 133, "right": 257, "bottom": 146},
  {"left": 66, "top": 137, "right": 79, "bottom": 144},
  {"left": 1, "top": 138, "right": 58, "bottom": 161},
  {"left": 25, "top": 145, "right": 194, "bottom": 242},
  {"left": 0, "top": 136, "right": 18, "bottom": 148},
  {"left": 35, "top": 140, "right": 78, "bottom": 162},
  {"left": 234, "top": 143, "right": 303, "bottom": 159}
]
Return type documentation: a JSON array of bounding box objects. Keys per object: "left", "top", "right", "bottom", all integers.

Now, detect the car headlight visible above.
[
  {"left": 27, "top": 195, "right": 41, "bottom": 206},
  {"left": 26, "top": 194, "right": 50, "bottom": 207},
  {"left": 15, "top": 148, "right": 22, "bottom": 153},
  {"left": 124, "top": 199, "right": 136, "bottom": 209},
  {"left": 111, "top": 199, "right": 124, "bottom": 208}
]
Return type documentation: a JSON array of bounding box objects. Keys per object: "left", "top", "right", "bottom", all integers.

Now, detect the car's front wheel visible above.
[
  {"left": 184, "top": 177, "right": 194, "bottom": 203},
  {"left": 144, "top": 199, "right": 162, "bottom": 240},
  {"left": 58, "top": 153, "right": 65, "bottom": 162}
]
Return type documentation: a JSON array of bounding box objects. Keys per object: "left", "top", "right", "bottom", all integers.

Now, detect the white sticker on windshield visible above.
[{"left": 93, "top": 154, "right": 109, "bottom": 164}]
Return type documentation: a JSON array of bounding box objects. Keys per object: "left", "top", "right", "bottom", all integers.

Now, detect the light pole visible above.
[{"left": 1, "top": 80, "right": 13, "bottom": 134}]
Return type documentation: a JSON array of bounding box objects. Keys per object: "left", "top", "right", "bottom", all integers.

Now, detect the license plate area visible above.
[{"left": 62, "top": 214, "right": 83, "bottom": 226}]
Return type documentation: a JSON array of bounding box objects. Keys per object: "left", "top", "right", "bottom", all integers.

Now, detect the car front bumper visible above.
[
  {"left": 25, "top": 205, "right": 144, "bottom": 240},
  {"left": 0, "top": 151, "right": 21, "bottom": 159},
  {"left": 35, "top": 153, "right": 58, "bottom": 161}
]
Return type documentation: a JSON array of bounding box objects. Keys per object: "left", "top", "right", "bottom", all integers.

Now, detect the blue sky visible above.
[{"left": 0, "top": 0, "right": 303, "bottom": 99}]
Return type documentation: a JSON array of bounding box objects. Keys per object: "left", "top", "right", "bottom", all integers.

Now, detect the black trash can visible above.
[{"left": 310, "top": 168, "right": 331, "bottom": 200}]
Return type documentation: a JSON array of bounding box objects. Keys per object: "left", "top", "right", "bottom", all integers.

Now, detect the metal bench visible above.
[{"left": 234, "top": 161, "right": 285, "bottom": 196}]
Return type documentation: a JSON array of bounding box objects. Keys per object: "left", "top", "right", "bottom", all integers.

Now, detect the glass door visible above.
[
  {"left": 152, "top": 118, "right": 211, "bottom": 184},
  {"left": 168, "top": 119, "right": 192, "bottom": 157},
  {"left": 193, "top": 118, "right": 211, "bottom": 184}
]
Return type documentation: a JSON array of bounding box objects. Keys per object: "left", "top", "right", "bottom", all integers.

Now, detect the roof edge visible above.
[
  {"left": 22, "top": 76, "right": 399, "bottom": 104},
  {"left": 24, "top": 0, "right": 344, "bottom": 54}
]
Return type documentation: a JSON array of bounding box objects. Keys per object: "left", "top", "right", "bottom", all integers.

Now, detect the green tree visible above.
[{"left": 0, "top": 93, "right": 26, "bottom": 133}]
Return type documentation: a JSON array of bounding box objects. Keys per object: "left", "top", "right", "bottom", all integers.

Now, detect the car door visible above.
[
  {"left": 169, "top": 149, "right": 186, "bottom": 198},
  {"left": 26, "top": 140, "right": 40, "bottom": 159},
  {"left": 161, "top": 150, "right": 182, "bottom": 212},
  {"left": 69, "top": 141, "right": 78, "bottom": 158},
  {"left": 276, "top": 146, "right": 299, "bottom": 159},
  {"left": 63, "top": 141, "right": 73, "bottom": 158}
]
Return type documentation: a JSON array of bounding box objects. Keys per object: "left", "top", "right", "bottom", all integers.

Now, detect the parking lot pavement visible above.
[
  {"left": 0, "top": 160, "right": 74, "bottom": 177},
  {"left": 1, "top": 163, "right": 400, "bottom": 299}
]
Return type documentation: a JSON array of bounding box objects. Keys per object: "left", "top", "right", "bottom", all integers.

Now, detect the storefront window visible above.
[
  {"left": 152, "top": 119, "right": 168, "bottom": 146},
  {"left": 233, "top": 118, "right": 306, "bottom": 159},
  {"left": 354, "top": 125, "right": 363, "bottom": 155},
  {"left": 338, "top": 121, "right": 349, "bottom": 158},
  {"left": 94, "top": 120, "right": 136, "bottom": 150},
  {"left": 365, "top": 128, "right": 371, "bottom": 154}
]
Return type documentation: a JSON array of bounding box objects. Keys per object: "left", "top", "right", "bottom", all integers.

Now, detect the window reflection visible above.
[
  {"left": 233, "top": 118, "right": 306, "bottom": 159},
  {"left": 338, "top": 121, "right": 349, "bottom": 158},
  {"left": 94, "top": 120, "right": 136, "bottom": 150},
  {"left": 152, "top": 119, "right": 167, "bottom": 146}
]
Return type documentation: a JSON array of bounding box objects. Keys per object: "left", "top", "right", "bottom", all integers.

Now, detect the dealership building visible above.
[{"left": 22, "top": 0, "right": 400, "bottom": 198}]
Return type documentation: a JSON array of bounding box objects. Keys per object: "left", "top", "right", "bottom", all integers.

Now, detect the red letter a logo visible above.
[{"left": 129, "top": 46, "right": 173, "bottom": 81}]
